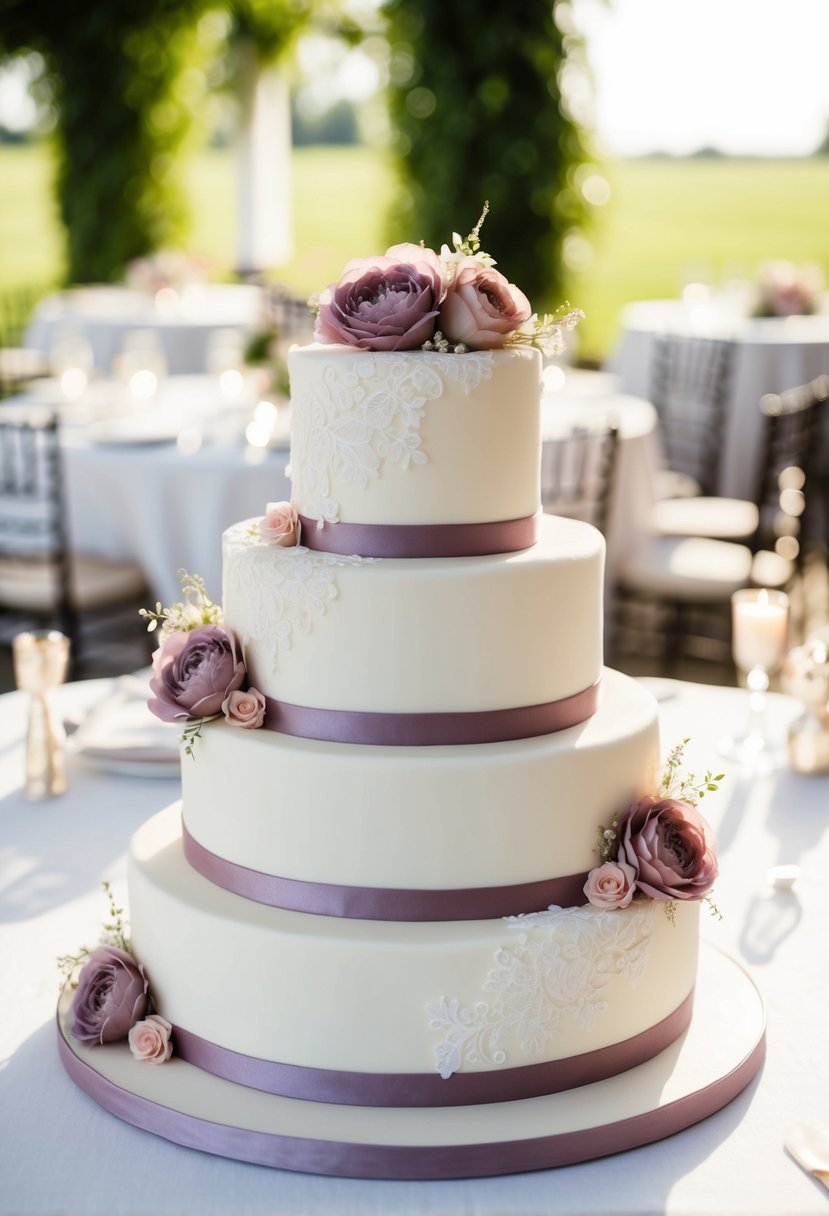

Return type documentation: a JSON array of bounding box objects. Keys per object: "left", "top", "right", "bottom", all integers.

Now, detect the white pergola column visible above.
[{"left": 235, "top": 42, "right": 292, "bottom": 275}]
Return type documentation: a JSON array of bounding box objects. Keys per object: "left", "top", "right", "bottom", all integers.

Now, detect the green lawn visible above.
[{"left": 3, "top": 143, "right": 829, "bottom": 362}]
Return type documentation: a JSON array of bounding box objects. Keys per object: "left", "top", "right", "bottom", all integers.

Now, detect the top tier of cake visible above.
[{"left": 288, "top": 344, "right": 542, "bottom": 533}]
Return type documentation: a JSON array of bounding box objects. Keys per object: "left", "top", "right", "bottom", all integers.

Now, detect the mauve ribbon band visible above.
[
  {"left": 171, "top": 992, "right": 694, "bottom": 1109},
  {"left": 297, "top": 511, "right": 541, "bottom": 559},
  {"left": 264, "top": 680, "right": 599, "bottom": 747},
  {"left": 56, "top": 1008, "right": 766, "bottom": 1179},
  {"left": 182, "top": 822, "right": 591, "bottom": 922}
]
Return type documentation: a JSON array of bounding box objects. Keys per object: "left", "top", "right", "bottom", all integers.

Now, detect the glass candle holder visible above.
[
  {"left": 721, "top": 588, "right": 790, "bottom": 764},
  {"left": 13, "top": 630, "right": 70, "bottom": 799}
]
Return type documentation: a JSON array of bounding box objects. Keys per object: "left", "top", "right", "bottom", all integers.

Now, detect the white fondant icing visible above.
[
  {"left": 287, "top": 344, "right": 542, "bottom": 526},
  {"left": 429, "top": 902, "right": 656, "bottom": 1078},
  {"left": 180, "top": 668, "right": 659, "bottom": 889},
  {"left": 223, "top": 513, "right": 605, "bottom": 713},
  {"left": 119, "top": 340, "right": 710, "bottom": 1122},
  {"left": 128, "top": 806, "right": 699, "bottom": 1075}
]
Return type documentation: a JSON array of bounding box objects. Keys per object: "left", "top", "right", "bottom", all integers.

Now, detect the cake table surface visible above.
[{"left": 1, "top": 676, "right": 826, "bottom": 1215}]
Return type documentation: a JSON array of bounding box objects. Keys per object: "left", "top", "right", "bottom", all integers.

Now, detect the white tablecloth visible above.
[
  {"left": 542, "top": 373, "right": 660, "bottom": 585},
  {"left": 26, "top": 285, "right": 266, "bottom": 376},
  {"left": 611, "top": 300, "right": 829, "bottom": 498},
  {"left": 13, "top": 375, "right": 292, "bottom": 606},
  {"left": 1, "top": 677, "right": 827, "bottom": 1215}
]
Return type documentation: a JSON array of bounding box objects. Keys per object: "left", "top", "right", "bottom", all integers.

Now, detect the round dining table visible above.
[
  {"left": 542, "top": 368, "right": 660, "bottom": 587},
  {"left": 1, "top": 674, "right": 826, "bottom": 1214},
  {"left": 25, "top": 284, "right": 266, "bottom": 377},
  {"left": 9, "top": 369, "right": 659, "bottom": 607},
  {"left": 9, "top": 374, "right": 292, "bottom": 607},
  {"left": 611, "top": 299, "right": 829, "bottom": 499}
]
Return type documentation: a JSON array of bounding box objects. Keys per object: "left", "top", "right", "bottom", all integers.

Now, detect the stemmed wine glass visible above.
[{"left": 720, "top": 588, "right": 790, "bottom": 765}]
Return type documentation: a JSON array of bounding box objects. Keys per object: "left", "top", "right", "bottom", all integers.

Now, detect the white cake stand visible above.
[{"left": 57, "top": 942, "right": 765, "bottom": 1180}]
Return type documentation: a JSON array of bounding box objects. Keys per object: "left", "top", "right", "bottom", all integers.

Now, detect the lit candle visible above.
[{"left": 731, "top": 588, "right": 790, "bottom": 674}]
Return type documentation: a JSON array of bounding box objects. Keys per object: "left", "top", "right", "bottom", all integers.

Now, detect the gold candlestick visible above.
[{"left": 13, "top": 630, "right": 70, "bottom": 799}]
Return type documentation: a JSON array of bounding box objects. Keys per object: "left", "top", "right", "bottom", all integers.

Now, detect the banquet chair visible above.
[
  {"left": 0, "top": 410, "right": 148, "bottom": 676},
  {"left": 263, "top": 284, "right": 315, "bottom": 339},
  {"left": 540, "top": 418, "right": 619, "bottom": 538},
  {"left": 614, "top": 377, "right": 827, "bottom": 668},
  {"left": 650, "top": 376, "right": 829, "bottom": 544},
  {"left": 649, "top": 334, "right": 735, "bottom": 499}
]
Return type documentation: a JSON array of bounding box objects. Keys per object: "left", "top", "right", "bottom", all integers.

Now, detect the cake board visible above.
[{"left": 56, "top": 941, "right": 765, "bottom": 1180}]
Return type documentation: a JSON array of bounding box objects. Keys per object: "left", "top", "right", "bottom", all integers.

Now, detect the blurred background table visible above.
[
  {"left": 611, "top": 300, "right": 829, "bottom": 499},
  {"left": 8, "top": 374, "right": 291, "bottom": 605},
  {"left": 25, "top": 284, "right": 266, "bottom": 377},
  {"left": 1, "top": 676, "right": 826, "bottom": 1215},
  {"left": 542, "top": 369, "right": 660, "bottom": 587}
]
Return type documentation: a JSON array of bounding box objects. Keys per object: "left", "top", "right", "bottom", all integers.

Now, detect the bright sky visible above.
[{"left": 575, "top": 0, "right": 829, "bottom": 156}]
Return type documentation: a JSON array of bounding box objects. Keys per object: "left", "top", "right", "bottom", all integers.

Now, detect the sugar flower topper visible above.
[
  {"left": 585, "top": 740, "right": 723, "bottom": 920},
  {"left": 259, "top": 500, "right": 300, "bottom": 547},
  {"left": 140, "top": 570, "right": 266, "bottom": 753},
  {"left": 313, "top": 203, "right": 583, "bottom": 357}
]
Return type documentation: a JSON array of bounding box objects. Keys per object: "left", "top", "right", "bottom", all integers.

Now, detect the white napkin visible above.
[{"left": 70, "top": 673, "right": 179, "bottom": 767}]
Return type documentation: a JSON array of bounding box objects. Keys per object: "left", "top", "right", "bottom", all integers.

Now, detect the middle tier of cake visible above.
[
  {"left": 222, "top": 512, "right": 604, "bottom": 723},
  {"left": 179, "top": 667, "right": 659, "bottom": 913}
]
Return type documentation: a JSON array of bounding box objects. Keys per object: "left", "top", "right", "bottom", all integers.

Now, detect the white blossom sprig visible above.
[{"left": 139, "top": 570, "right": 223, "bottom": 640}]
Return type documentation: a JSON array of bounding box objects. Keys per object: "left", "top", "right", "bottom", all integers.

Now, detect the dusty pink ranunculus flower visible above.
[
  {"left": 583, "top": 860, "right": 637, "bottom": 909},
  {"left": 617, "top": 796, "right": 718, "bottom": 901},
  {"left": 259, "top": 501, "right": 299, "bottom": 547},
  {"left": 439, "top": 257, "right": 531, "bottom": 350},
  {"left": 71, "top": 945, "right": 149, "bottom": 1045},
  {"left": 128, "top": 1013, "right": 173, "bottom": 1063},
  {"left": 222, "top": 686, "right": 266, "bottom": 729},
  {"left": 314, "top": 243, "right": 444, "bottom": 351},
  {"left": 149, "top": 625, "right": 245, "bottom": 724}
]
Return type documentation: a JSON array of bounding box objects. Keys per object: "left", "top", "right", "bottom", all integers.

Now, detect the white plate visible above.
[
  {"left": 76, "top": 752, "right": 180, "bottom": 780},
  {"left": 88, "top": 416, "right": 181, "bottom": 445},
  {"left": 68, "top": 672, "right": 180, "bottom": 777}
]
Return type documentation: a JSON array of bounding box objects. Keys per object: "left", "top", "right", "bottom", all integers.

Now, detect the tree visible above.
[
  {"left": 0, "top": 0, "right": 317, "bottom": 284},
  {"left": 1, "top": 0, "right": 211, "bottom": 283},
  {"left": 382, "top": 0, "right": 590, "bottom": 308}
]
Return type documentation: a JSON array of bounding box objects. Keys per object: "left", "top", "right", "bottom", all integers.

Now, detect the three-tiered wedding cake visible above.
[{"left": 58, "top": 235, "right": 765, "bottom": 1179}]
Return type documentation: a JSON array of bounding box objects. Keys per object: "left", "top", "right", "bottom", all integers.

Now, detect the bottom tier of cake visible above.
[
  {"left": 56, "top": 943, "right": 765, "bottom": 1179},
  {"left": 127, "top": 806, "right": 700, "bottom": 1104}
]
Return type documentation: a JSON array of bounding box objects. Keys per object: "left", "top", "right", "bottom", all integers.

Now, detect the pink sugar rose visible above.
[
  {"left": 222, "top": 686, "right": 266, "bottom": 729},
  {"left": 314, "top": 243, "right": 444, "bottom": 351},
  {"left": 128, "top": 1013, "right": 173, "bottom": 1063},
  {"left": 149, "top": 625, "right": 246, "bottom": 724},
  {"left": 259, "top": 501, "right": 299, "bottom": 547},
  {"left": 71, "top": 945, "right": 149, "bottom": 1046},
  {"left": 439, "top": 257, "right": 532, "bottom": 350},
  {"left": 617, "top": 795, "right": 718, "bottom": 901},
  {"left": 584, "top": 860, "right": 637, "bottom": 909}
]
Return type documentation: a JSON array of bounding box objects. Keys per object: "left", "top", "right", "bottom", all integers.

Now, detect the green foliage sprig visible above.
[
  {"left": 57, "top": 881, "right": 131, "bottom": 985},
  {"left": 658, "top": 738, "right": 725, "bottom": 808}
]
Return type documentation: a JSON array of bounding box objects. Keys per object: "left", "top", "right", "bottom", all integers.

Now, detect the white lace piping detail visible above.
[
  {"left": 290, "top": 351, "right": 494, "bottom": 527},
  {"left": 427, "top": 901, "right": 656, "bottom": 1079},
  {"left": 223, "top": 522, "right": 377, "bottom": 671}
]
